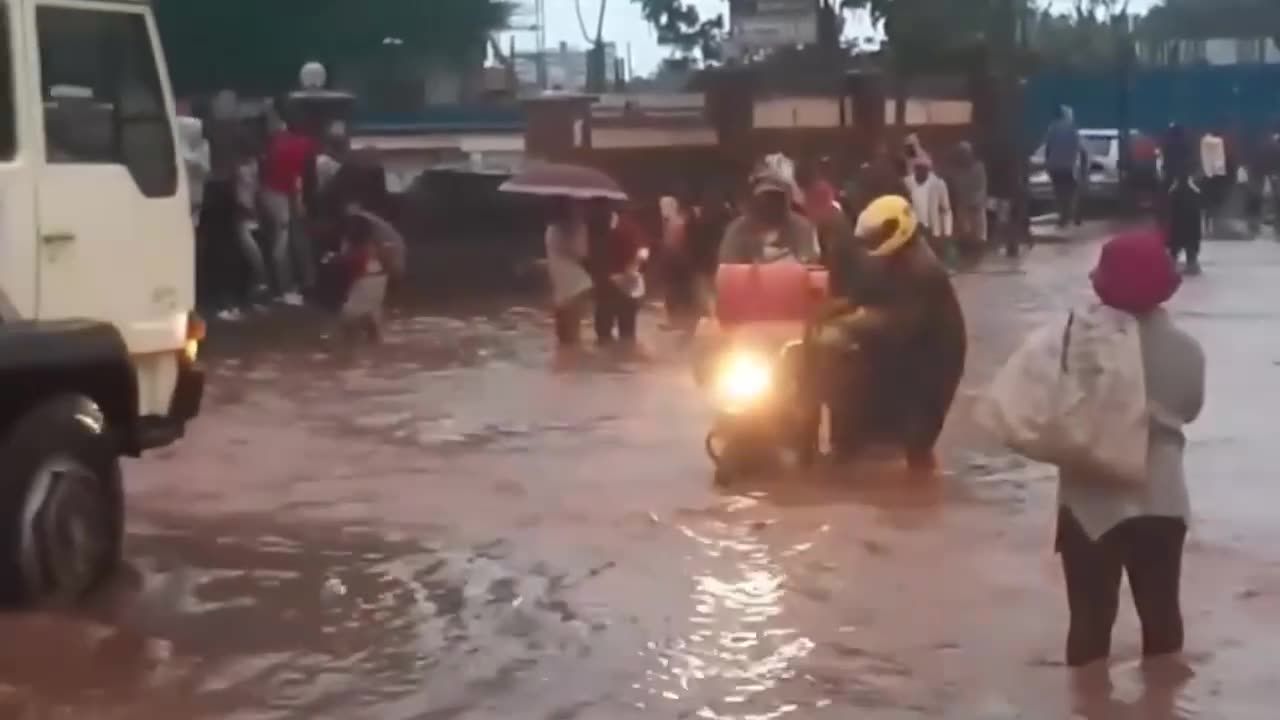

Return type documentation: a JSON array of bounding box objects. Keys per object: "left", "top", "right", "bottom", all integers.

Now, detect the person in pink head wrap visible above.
[
  {"left": 1090, "top": 228, "right": 1181, "bottom": 314},
  {"left": 1055, "top": 227, "right": 1206, "bottom": 669}
]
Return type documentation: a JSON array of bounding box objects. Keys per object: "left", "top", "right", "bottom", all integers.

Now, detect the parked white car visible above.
[{"left": 1029, "top": 129, "right": 1144, "bottom": 206}]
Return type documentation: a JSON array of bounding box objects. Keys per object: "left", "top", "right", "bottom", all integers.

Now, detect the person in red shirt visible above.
[
  {"left": 262, "top": 109, "right": 318, "bottom": 305},
  {"left": 588, "top": 201, "right": 649, "bottom": 346},
  {"left": 801, "top": 166, "right": 838, "bottom": 222},
  {"left": 797, "top": 159, "right": 855, "bottom": 265}
]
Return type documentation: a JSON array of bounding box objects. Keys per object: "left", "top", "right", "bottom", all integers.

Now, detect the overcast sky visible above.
[{"left": 509, "top": 0, "right": 1159, "bottom": 77}]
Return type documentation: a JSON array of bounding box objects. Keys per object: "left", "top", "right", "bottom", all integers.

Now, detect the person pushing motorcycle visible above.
[{"left": 813, "top": 194, "right": 967, "bottom": 473}]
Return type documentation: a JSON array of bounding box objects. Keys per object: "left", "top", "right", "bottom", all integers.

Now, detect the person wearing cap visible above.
[
  {"left": 719, "top": 169, "right": 821, "bottom": 265},
  {"left": 1054, "top": 229, "right": 1204, "bottom": 669},
  {"left": 812, "top": 194, "right": 966, "bottom": 472}
]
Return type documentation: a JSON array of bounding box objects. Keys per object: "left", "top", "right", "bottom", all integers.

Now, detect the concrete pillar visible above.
[
  {"left": 844, "top": 70, "right": 887, "bottom": 158},
  {"left": 521, "top": 93, "right": 596, "bottom": 162},
  {"left": 703, "top": 67, "right": 758, "bottom": 179}
]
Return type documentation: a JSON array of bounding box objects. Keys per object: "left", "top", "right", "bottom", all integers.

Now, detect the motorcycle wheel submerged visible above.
[{"left": 706, "top": 428, "right": 815, "bottom": 485}]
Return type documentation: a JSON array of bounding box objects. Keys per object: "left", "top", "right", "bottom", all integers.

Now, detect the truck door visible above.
[
  {"left": 31, "top": 1, "right": 191, "bottom": 353},
  {"left": 0, "top": 0, "right": 37, "bottom": 321}
]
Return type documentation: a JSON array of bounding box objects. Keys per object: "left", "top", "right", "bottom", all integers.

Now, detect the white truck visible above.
[{"left": 0, "top": 0, "right": 203, "bottom": 604}]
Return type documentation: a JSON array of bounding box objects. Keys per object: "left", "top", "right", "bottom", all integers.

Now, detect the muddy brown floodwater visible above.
[{"left": 2, "top": 231, "right": 1280, "bottom": 720}]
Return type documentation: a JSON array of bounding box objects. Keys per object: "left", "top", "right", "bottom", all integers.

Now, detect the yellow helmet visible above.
[{"left": 856, "top": 194, "right": 918, "bottom": 257}]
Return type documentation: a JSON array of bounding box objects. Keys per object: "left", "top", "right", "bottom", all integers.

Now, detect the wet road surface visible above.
[{"left": 6, "top": 233, "right": 1280, "bottom": 719}]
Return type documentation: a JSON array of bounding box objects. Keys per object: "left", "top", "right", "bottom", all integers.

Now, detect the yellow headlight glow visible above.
[{"left": 714, "top": 351, "right": 773, "bottom": 409}]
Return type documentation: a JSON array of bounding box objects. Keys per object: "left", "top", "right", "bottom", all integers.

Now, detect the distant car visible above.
[{"left": 1029, "top": 129, "right": 1150, "bottom": 208}]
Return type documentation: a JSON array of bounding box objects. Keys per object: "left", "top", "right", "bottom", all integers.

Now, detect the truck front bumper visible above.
[{"left": 136, "top": 355, "right": 205, "bottom": 452}]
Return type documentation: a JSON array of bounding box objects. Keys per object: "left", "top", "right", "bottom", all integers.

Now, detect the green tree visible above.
[
  {"left": 631, "top": 0, "right": 851, "bottom": 64},
  {"left": 841, "top": 0, "right": 1007, "bottom": 126},
  {"left": 1027, "top": 0, "right": 1135, "bottom": 70},
  {"left": 154, "top": 0, "right": 512, "bottom": 97},
  {"left": 630, "top": 0, "right": 724, "bottom": 62},
  {"left": 1140, "top": 0, "right": 1280, "bottom": 44}
]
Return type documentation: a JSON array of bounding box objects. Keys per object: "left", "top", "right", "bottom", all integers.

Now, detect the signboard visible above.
[{"left": 728, "top": 0, "right": 818, "bottom": 54}]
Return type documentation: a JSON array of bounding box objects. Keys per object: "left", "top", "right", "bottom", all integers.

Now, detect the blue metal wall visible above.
[
  {"left": 353, "top": 105, "right": 525, "bottom": 135},
  {"left": 1025, "top": 65, "right": 1280, "bottom": 142}
]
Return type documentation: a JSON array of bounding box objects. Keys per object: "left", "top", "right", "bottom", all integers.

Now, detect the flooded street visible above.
[{"left": 7, "top": 232, "right": 1280, "bottom": 719}]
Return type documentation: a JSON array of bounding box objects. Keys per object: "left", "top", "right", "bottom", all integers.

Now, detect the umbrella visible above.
[{"left": 499, "top": 162, "right": 628, "bottom": 201}]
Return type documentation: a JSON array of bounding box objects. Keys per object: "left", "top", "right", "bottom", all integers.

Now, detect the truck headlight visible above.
[{"left": 184, "top": 312, "right": 205, "bottom": 362}]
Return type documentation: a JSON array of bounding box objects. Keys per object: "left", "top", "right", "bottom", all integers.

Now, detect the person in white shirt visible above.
[
  {"left": 904, "top": 160, "right": 953, "bottom": 262},
  {"left": 1199, "top": 131, "right": 1229, "bottom": 235},
  {"left": 176, "top": 114, "right": 209, "bottom": 225},
  {"left": 544, "top": 199, "right": 593, "bottom": 348}
]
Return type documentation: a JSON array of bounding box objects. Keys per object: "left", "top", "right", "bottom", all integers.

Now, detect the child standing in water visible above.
[{"left": 338, "top": 212, "right": 389, "bottom": 343}]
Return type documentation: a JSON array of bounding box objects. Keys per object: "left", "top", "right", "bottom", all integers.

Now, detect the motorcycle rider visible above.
[
  {"left": 720, "top": 168, "right": 821, "bottom": 265},
  {"left": 814, "top": 194, "right": 967, "bottom": 473},
  {"left": 697, "top": 167, "right": 824, "bottom": 466}
]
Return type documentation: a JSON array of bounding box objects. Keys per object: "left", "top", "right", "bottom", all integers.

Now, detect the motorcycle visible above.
[
  {"left": 697, "top": 262, "right": 831, "bottom": 483},
  {"left": 696, "top": 332, "right": 821, "bottom": 484}
]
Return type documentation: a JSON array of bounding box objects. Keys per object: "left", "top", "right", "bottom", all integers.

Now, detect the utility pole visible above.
[
  {"left": 536, "top": 0, "right": 548, "bottom": 89},
  {"left": 504, "top": 0, "right": 548, "bottom": 90},
  {"left": 995, "top": 0, "right": 1028, "bottom": 257},
  {"left": 1115, "top": 12, "right": 1135, "bottom": 209},
  {"left": 576, "top": 0, "right": 610, "bottom": 93}
]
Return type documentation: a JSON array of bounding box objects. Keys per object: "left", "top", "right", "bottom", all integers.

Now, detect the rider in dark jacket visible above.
[{"left": 815, "top": 194, "right": 967, "bottom": 473}]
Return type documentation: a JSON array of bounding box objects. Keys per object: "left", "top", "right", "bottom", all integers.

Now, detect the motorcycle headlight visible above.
[{"left": 713, "top": 351, "right": 773, "bottom": 411}]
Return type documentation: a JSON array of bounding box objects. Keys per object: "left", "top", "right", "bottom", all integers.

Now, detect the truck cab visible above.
[{"left": 0, "top": 0, "right": 203, "bottom": 604}]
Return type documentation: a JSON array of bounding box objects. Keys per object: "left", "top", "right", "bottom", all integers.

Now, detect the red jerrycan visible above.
[{"left": 716, "top": 262, "right": 830, "bottom": 327}]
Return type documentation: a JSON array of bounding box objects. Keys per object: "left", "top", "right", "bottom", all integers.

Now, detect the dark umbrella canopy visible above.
[{"left": 499, "top": 162, "right": 628, "bottom": 202}]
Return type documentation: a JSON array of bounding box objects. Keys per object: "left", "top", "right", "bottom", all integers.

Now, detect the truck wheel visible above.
[{"left": 0, "top": 395, "right": 123, "bottom": 606}]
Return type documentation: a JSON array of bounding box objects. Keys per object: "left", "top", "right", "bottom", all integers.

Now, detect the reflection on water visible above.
[
  {"left": 636, "top": 494, "right": 822, "bottom": 720},
  {"left": 0, "top": 520, "right": 601, "bottom": 719},
  {"left": 88, "top": 240, "right": 1280, "bottom": 718}
]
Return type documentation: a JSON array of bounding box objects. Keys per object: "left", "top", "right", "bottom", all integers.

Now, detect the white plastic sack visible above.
[
  {"left": 974, "top": 304, "right": 1149, "bottom": 485},
  {"left": 342, "top": 273, "right": 388, "bottom": 321}
]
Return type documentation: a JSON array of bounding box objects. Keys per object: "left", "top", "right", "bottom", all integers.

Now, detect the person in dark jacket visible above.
[
  {"left": 1167, "top": 176, "right": 1203, "bottom": 275},
  {"left": 1162, "top": 124, "right": 1203, "bottom": 275},
  {"left": 1160, "top": 123, "right": 1194, "bottom": 188},
  {"left": 845, "top": 143, "right": 911, "bottom": 225},
  {"left": 814, "top": 194, "right": 967, "bottom": 473},
  {"left": 1261, "top": 130, "right": 1280, "bottom": 234},
  {"left": 1044, "top": 106, "right": 1083, "bottom": 228},
  {"left": 686, "top": 193, "right": 731, "bottom": 324}
]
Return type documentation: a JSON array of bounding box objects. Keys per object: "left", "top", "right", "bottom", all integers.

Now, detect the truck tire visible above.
[{"left": 0, "top": 395, "right": 123, "bottom": 606}]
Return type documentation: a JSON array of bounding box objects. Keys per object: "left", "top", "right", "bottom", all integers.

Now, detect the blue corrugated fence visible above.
[{"left": 1025, "top": 64, "right": 1280, "bottom": 142}]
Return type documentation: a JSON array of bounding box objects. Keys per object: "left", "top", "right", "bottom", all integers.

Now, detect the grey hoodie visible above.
[{"left": 719, "top": 212, "right": 821, "bottom": 265}]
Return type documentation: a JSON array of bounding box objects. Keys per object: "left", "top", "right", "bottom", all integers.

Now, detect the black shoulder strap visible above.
[{"left": 1059, "top": 312, "right": 1076, "bottom": 373}]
